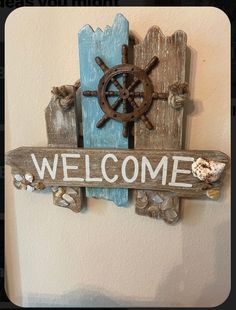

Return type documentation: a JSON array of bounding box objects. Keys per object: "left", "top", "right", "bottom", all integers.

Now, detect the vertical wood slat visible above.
[
  {"left": 78, "top": 13, "right": 129, "bottom": 207},
  {"left": 134, "top": 27, "right": 187, "bottom": 224},
  {"left": 45, "top": 91, "right": 83, "bottom": 213}
]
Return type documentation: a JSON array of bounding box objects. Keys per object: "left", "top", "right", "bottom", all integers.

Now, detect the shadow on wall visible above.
[
  {"left": 21, "top": 220, "right": 230, "bottom": 308},
  {"left": 153, "top": 220, "right": 230, "bottom": 307}
]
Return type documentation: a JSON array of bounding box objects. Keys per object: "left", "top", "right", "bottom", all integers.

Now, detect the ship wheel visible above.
[{"left": 83, "top": 45, "right": 165, "bottom": 137}]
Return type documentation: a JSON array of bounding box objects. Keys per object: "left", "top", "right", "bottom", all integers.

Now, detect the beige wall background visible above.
[{"left": 5, "top": 7, "right": 230, "bottom": 307}]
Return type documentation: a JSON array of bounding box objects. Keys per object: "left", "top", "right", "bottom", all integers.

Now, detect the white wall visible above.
[{"left": 5, "top": 7, "right": 230, "bottom": 307}]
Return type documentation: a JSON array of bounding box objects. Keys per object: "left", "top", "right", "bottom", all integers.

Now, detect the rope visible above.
[{"left": 51, "top": 79, "right": 80, "bottom": 111}]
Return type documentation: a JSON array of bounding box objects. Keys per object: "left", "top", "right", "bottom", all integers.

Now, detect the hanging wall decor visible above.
[{"left": 5, "top": 14, "right": 229, "bottom": 224}]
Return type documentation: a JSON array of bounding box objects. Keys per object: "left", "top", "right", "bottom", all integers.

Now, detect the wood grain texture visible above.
[
  {"left": 134, "top": 27, "right": 187, "bottom": 223},
  {"left": 45, "top": 95, "right": 82, "bottom": 212},
  {"left": 78, "top": 13, "right": 129, "bottom": 207},
  {"left": 6, "top": 147, "right": 228, "bottom": 198}
]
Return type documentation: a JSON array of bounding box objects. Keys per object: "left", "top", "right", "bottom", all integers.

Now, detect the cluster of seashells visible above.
[
  {"left": 13, "top": 172, "right": 45, "bottom": 192},
  {"left": 136, "top": 190, "right": 180, "bottom": 224},
  {"left": 51, "top": 186, "right": 81, "bottom": 212},
  {"left": 191, "top": 157, "right": 226, "bottom": 200}
]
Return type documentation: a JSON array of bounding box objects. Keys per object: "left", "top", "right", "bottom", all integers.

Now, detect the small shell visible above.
[
  {"left": 54, "top": 187, "right": 65, "bottom": 198},
  {"left": 26, "top": 185, "right": 34, "bottom": 192},
  {"left": 34, "top": 182, "right": 45, "bottom": 190},
  {"left": 54, "top": 197, "right": 69, "bottom": 207},
  {"left": 66, "top": 187, "right": 77, "bottom": 195},
  {"left": 51, "top": 186, "right": 59, "bottom": 193},
  {"left": 25, "top": 173, "right": 34, "bottom": 183},
  {"left": 14, "top": 174, "right": 23, "bottom": 182},
  {"left": 152, "top": 194, "right": 163, "bottom": 204},
  {"left": 207, "top": 189, "right": 220, "bottom": 200},
  {"left": 62, "top": 193, "right": 75, "bottom": 204},
  {"left": 14, "top": 180, "right": 26, "bottom": 190},
  {"left": 192, "top": 158, "right": 226, "bottom": 183}
]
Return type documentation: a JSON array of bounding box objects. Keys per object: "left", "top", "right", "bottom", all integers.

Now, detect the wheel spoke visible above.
[
  {"left": 95, "top": 56, "right": 123, "bottom": 91},
  {"left": 133, "top": 92, "right": 144, "bottom": 97},
  {"left": 144, "top": 56, "right": 159, "bottom": 74},
  {"left": 122, "top": 98, "right": 129, "bottom": 137},
  {"left": 122, "top": 45, "right": 128, "bottom": 64},
  {"left": 105, "top": 91, "right": 119, "bottom": 96},
  {"left": 96, "top": 97, "right": 123, "bottom": 128},
  {"left": 127, "top": 97, "right": 153, "bottom": 130},
  {"left": 127, "top": 78, "right": 141, "bottom": 91},
  {"left": 83, "top": 90, "right": 98, "bottom": 97}
]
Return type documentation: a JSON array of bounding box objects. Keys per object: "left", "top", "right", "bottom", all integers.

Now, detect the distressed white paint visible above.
[
  {"left": 121, "top": 156, "right": 139, "bottom": 183},
  {"left": 31, "top": 153, "right": 58, "bottom": 180},
  {"left": 85, "top": 155, "right": 103, "bottom": 182},
  {"left": 61, "top": 154, "right": 84, "bottom": 182},
  {"left": 30, "top": 152, "right": 197, "bottom": 188},
  {"left": 141, "top": 156, "right": 168, "bottom": 184},
  {"left": 101, "top": 154, "right": 119, "bottom": 183},
  {"left": 169, "top": 156, "right": 194, "bottom": 188}
]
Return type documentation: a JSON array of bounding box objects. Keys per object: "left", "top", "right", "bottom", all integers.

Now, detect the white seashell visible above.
[
  {"left": 192, "top": 157, "right": 226, "bottom": 183},
  {"left": 14, "top": 180, "right": 25, "bottom": 190},
  {"left": 62, "top": 193, "right": 75, "bottom": 204},
  {"left": 54, "top": 197, "right": 69, "bottom": 207},
  {"left": 152, "top": 194, "right": 163, "bottom": 204},
  {"left": 66, "top": 187, "right": 77, "bottom": 195},
  {"left": 25, "top": 173, "right": 34, "bottom": 183},
  {"left": 26, "top": 185, "right": 34, "bottom": 192},
  {"left": 14, "top": 174, "right": 23, "bottom": 182}
]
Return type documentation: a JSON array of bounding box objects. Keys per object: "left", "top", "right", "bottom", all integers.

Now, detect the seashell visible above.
[
  {"left": 26, "top": 185, "right": 34, "bottom": 192},
  {"left": 66, "top": 187, "right": 77, "bottom": 195},
  {"left": 147, "top": 205, "right": 159, "bottom": 217},
  {"left": 14, "top": 174, "right": 23, "bottom": 182},
  {"left": 51, "top": 186, "right": 59, "bottom": 193},
  {"left": 62, "top": 193, "right": 75, "bottom": 204},
  {"left": 14, "top": 180, "right": 26, "bottom": 190},
  {"left": 206, "top": 189, "right": 220, "bottom": 200},
  {"left": 25, "top": 172, "right": 34, "bottom": 183},
  {"left": 54, "top": 187, "right": 65, "bottom": 198},
  {"left": 136, "top": 191, "right": 149, "bottom": 209},
  {"left": 152, "top": 194, "right": 163, "bottom": 204},
  {"left": 164, "top": 208, "right": 178, "bottom": 220},
  {"left": 54, "top": 197, "right": 69, "bottom": 207},
  {"left": 34, "top": 182, "right": 45, "bottom": 190},
  {"left": 192, "top": 157, "right": 226, "bottom": 183}
]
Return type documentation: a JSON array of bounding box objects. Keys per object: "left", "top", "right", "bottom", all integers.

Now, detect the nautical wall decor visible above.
[{"left": 6, "top": 14, "right": 229, "bottom": 224}]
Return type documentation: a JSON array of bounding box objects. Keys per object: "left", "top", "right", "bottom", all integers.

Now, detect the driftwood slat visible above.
[
  {"left": 45, "top": 91, "right": 83, "bottom": 213},
  {"left": 134, "top": 27, "right": 187, "bottom": 223},
  {"left": 78, "top": 13, "right": 129, "bottom": 207},
  {"left": 6, "top": 147, "right": 228, "bottom": 198}
]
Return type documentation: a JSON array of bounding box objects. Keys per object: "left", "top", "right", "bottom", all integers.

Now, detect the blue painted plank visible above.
[{"left": 78, "top": 14, "right": 129, "bottom": 206}]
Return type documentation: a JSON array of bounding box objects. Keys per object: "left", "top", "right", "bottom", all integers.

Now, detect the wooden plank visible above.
[
  {"left": 6, "top": 147, "right": 228, "bottom": 198},
  {"left": 45, "top": 86, "right": 82, "bottom": 213},
  {"left": 134, "top": 27, "right": 187, "bottom": 223},
  {"left": 78, "top": 13, "right": 129, "bottom": 207}
]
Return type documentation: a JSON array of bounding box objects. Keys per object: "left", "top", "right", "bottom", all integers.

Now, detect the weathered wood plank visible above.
[
  {"left": 78, "top": 13, "right": 129, "bottom": 207},
  {"left": 134, "top": 27, "right": 187, "bottom": 223},
  {"left": 45, "top": 87, "right": 82, "bottom": 213},
  {"left": 6, "top": 147, "right": 228, "bottom": 198}
]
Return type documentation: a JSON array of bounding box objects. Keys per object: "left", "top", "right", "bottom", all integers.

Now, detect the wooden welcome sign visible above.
[{"left": 6, "top": 14, "right": 229, "bottom": 224}]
